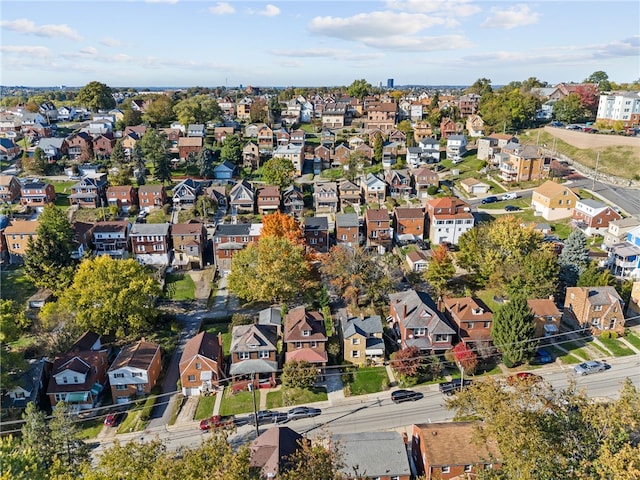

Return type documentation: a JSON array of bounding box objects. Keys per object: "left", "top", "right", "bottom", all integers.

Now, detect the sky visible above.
[{"left": 1, "top": 0, "right": 639, "bottom": 88}]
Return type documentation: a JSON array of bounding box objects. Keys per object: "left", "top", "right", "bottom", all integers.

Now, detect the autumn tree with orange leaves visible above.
[
  {"left": 423, "top": 244, "right": 455, "bottom": 296},
  {"left": 261, "top": 211, "right": 304, "bottom": 246}
]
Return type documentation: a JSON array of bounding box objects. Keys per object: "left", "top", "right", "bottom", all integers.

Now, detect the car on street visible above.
[
  {"left": 287, "top": 406, "right": 322, "bottom": 420},
  {"left": 501, "top": 192, "right": 518, "bottom": 201},
  {"left": 104, "top": 412, "right": 124, "bottom": 427},
  {"left": 504, "top": 205, "right": 520, "bottom": 212},
  {"left": 574, "top": 360, "right": 607, "bottom": 376},
  {"left": 550, "top": 121, "right": 564, "bottom": 127},
  {"left": 439, "top": 379, "right": 473, "bottom": 396},
  {"left": 534, "top": 349, "right": 553, "bottom": 364},
  {"left": 506, "top": 372, "right": 542, "bottom": 385},
  {"left": 481, "top": 196, "right": 498, "bottom": 204},
  {"left": 272, "top": 412, "right": 289, "bottom": 424},
  {"left": 391, "top": 389, "right": 424, "bottom": 403},
  {"left": 247, "top": 410, "right": 277, "bottom": 425},
  {"left": 199, "top": 415, "right": 235, "bottom": 431}
]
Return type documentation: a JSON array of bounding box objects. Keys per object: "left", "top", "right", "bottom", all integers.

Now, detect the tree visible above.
[
  {"left": 452, "top": 342, "right": 478, "bottom": 375},
  {"left": 140, "top": 129, "right": 171, "bottom": 184},
  {"left": 49, "top": 401, "right": 89, "bottom": 471},
  {"left": 261, "top": 211, "right": 304, "bottom": 245},
  {"left": 110, "top": 139, "right": 126, "bottom": 168},
  {"left": 261, "top": 156, "right": 295, "bottom": 189},
  {"left": 0, "top": 300, "right": 28, "bottom": 389},
  {"left": 109, "top": 165, "right": 133, "bottom": 186},
  {"left": 131, "top": 143, "right": 146, "bottom": 185},
  {"left": 0, "top": 435, "right": 46, "bottom": 480},
  {"left": 423, "top": 245, "right": 455, "bottom": 296},
  {"left": 23, "top": 147, "right": 46, "bottom": 175},
  {"left": 40, "top": 256, "right": 161, "bottom": 337},
  {"left": 345, "top": 152, "right": 366, "bottom": 182},
  {"left": 553, "top": 93, "right": 587, "bottom": 124},
  {"left": 347, "top": 79, "right": 372, "bottom": 100},
  {"left": 227, "top": 236, "right": 311, "bottom": 303},
  {"left": 173, "top": 94, "right": 222, "bottom": 126},
  {"left": 491, "top": 296, "right": 536, "bottom": 367},
  {"left": 197, "top": 147, "right": 216, "bottom": 178},
  {"left": 121, "top": 107, "right": 142, "bottom": 127},
  {"left": 585, "top": 70, "right": 612, "bottom": 91},
  {"left": 193, "top": 195, "right": 216, "bottom": 221},
  {"left": 220, "top": 134, "right": 243, "bottom": 164},
  {"left": 577, "top": 261, "right": 616, "bottom": 287},
  {"left": 372, "top": 132, "right": 383, "bottom": 163},
  {"left": 24, "top": 204, "right": 76, "bottom": 294},
  {"left": 558, "top": 229, "right": 589, "bottom": 289},
  {"left": 19, "top": 401, "right": 52, "bottom": 471},
  {"left": 281, "top": 360, "right": 317, "bottom": 389},
  {"left": 279, "top": 437, "right": 345, "bottom": 480},
  {"left": 267, "top": 95, "right": 282, "bottom": 123},
  {"left": 250, "top": 98, "right": 268, "bottom": 123},
  {"left": 478, "top": 87, "right": 540, "bottom": 132},
  {"left": 389, "top": 346, "right": 422, "bottom": 378},
  {"left": 466, "top": 78, "right": 493, "bottom": 96},
  {"left": 76, "top": 81, "right": 115, "bottom": 111},
  {"left": 142, "top": 95, "right": 175, "bottom": 127}
]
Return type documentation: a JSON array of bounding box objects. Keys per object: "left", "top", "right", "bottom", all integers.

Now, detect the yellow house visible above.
[
  {"left": 531, "top": 180, "right": 580, "bottom": 220},
  {"left": 341, "top": 316, "right": 385, "bottom": 365}
]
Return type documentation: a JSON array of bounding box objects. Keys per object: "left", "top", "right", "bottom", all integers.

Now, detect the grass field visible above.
[
  {"left": 0, "top": 267, "right": 37, "bottom": 306},
  {"left": 194, "top": 395, "right": 216, "bottom": 420},
  {"left": 598, "top": 337, "right": 636, "bottom": 357},
  {"left": 266, "top": 387, "right": 328, "bottom": 408},
  {"left": 218, "top": 388, "right": 255, "bottom": 416},
  {"left": 164, "top": 273, "right": 196, "bottom": 300},
  {"left": 205, "top": 321, "right": 232, "bottom": 355},
  {"left": 624, "top": 332, "right": 640, "bottom": 350},
  {"left": 346, "top": 367, "right": 389, "bottom": 396}
]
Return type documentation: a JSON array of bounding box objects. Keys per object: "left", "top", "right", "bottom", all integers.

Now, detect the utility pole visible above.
[
  {"left": 250, "top": 372, "right": 259, "bottom": 438},
  {"left": 592, "top": 151, "right": 600, "bottom": 191}
]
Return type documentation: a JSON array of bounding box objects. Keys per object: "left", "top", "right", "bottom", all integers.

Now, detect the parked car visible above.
[
  {"left": 506, "top": 372, "right": 542, "bottom": 385},
  {"left": 534, "top": 348, "right": 553, "bottom": 364},
  {"left": 574, "top": 360, "right": 607, "bottom": 376},
  {"left": 550, "top": 121, "right": 564, "bottom": 127},
  {"left": 566, "top": 124, "right": 582, "bottom": 130},
  {"left": 481, "top": 196, "right": 498, "bottom": 204},
  {"left": 272, "top": 412, "right": 290, "bottom": 425},
  {"left": 501, "top": 192, "right": 518, "bottom": 201},
  {"left": 247, "top": 410, "right": 277, "bottom": 425},
  {"left": 287, "top": 407, "right": 322, "bottom": 420},
  {"left": 391, "top": 389, "right": 424, "bottom": 403},
  {"left": 439, "top": 379, "right": 473, "bottom": 396},
  {"left": 104, "top": 412, "right": 124, "bottom": 427},
  {"left": 199, "top": 415, "right": 235, "bottom": 431},
  {"left": 504, "top": 205, "right": 520, "bottom": 212}
]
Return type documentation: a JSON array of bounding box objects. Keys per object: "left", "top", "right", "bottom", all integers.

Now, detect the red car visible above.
[
  {"left": 199, "top": 415, "right": 235, "bottom": 431},
  {"left": 104, "top": 412, "right": 123, "bottom": 427},
  {"left": 506, "top": 372, "right": 542, "bottom": 385}
]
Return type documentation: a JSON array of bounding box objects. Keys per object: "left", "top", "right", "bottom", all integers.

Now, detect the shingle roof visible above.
[
  {"left": 333, "top": 432, "right": 411, "bottom": 478},
  {"left": 342, "top": 316, "right": 383, "bottom": 338},
  {"left": 230, "top": 324, "right": 277, "bottom": 353},
  {"left": 130, "top": 223, "right": 171, "bottom": 236},
  {"left": 180, "top": 332, "right": 222, "bottom": 365},
  {"left": 336, "top": 213, "right": 359, "bottom": 228},
  {"left": 390, "top": 289, "right": 455, "bottom": 334},
  {"left": 304, "top": 216, "right": 328, "bottom": 230},
  {"left": 250, "top": 427, "right": 304, "bottom": 477},
  {"left": 365, "top": 208, "right": 389, "bottom": 222},
  {"left": 109, "top": 340, "right": 160, "bottom": 371}
]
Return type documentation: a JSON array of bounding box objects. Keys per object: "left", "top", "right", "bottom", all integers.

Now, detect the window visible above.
[
  {"left": 187, "top": 375, "right": 196, "bottom": 382},
  {"left": 310, "top": 341, "right": 318, "bottom": 348},
  {"left": 238, "top": 352, "right": 250, "bottom": 360},
  {"left": 414, "top": 327, "right": 426, "bottom": 336},
  {"left": 73, "top": 376, "right": 79, "bottom": 383},
  {"left": 195, "top": 362, "right": 201, "bottom": 370},
  {"left": 116, "top": 385, "right": 127, "bottom": 391},
  {"left": 464, "top": 465, "right": 472, "bottom": 473},
  {"left": 63, "top": 377, "right": 68, "bottom": 384},
  {"left": 259, "top": 350, "right": 269, "bottom": 359},
  {"left": 114, "top": 373, "right": 125, "bottom": 378},
  {"left": 54, "top": 393, "right": 66, "bottom": 402},
  {"left": 352, "top": 338, "right": 361, "bottom": 345},
  {"left": 441, "top": 466, "right": 450, "bottom": 473},
  {"left": 591, "top": 317, "right": 601, "bottom": 327},
  {"left": 295, "top": 342, "right": 302, "bottom": 349},
  {"left": 593, "top": 305, "right": 603, "bottom": 312},
  {"left": 153, "top": 244, "right": 163, "bottom": 251},
  {"left": 351, "top": 350, "right": 360, "bottom": 358},
  {"left": 132, "top": 372, "right": 143, "bottom": 378},
  {"left": 434, "top": 334, "right": 448, "bottom": 342},
  {"left": 137, "top": 245, "right": 145, "bottom": 252},
  {"left": 302, "top": 330, "right": 311, "bottom": 337},
  {"left": 467, "top": 322, "right": 474, "bottom": 329}
]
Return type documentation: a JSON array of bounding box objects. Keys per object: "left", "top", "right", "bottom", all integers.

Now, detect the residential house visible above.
[
  {"left": 106, "top": 185, "right": 137, "bottom": 212},
  {"left": 187, "top": 124, "right": 206, "bottom": 137},
  {"left": 244, "top": 123, "right": 262, "bottom": 139},
  {"left": 388, "top": 129, "right": 407, "bottom": 147},
  {"left": 572, "top": 199, "right": 622, "bottom": 236},
  {"left": 355, "top": 142, "right": 374, "bottom": 161},
  {"left": 20, "top": 181, "right": 56, "bottom": 211},
  {"left": 138, "top": 184, "right": 167, "bottom": 212},
  {"left": 458, "top": 93, "right": 481, "bottom": 117},
  {"left": 257, "top": 125, "right": 274, "bottom": 152},
  {"left": 250, "top": 427, "right": 306, "bottom": 479},
  {"left": 412, "top": 422, "right": 501, "bottom": 479},
  {"left": 446, "top": 135, "right": 468, "bottom": 159},
  {"left": 66, "top": 132, "right": 93, "bottom": 160},
  {"left": 426, "top": 196, "right": 474, "bottom": 245},
  {"left": 282, "top": 185, "right": 304, "bottom": 218},
  {"left": 531, "top": 180, "right": 580, "bottom": 220},
  {"left": 256, "top": 186, "right": 281, "bottom": 215},
  {"left": 389, "top": 289, "right": 455, "bottom": 353},
  {"left": 442, "top": 297, "right": 493, "bottom": 348},
  {"left": 229, "top": 323, "right": 278, "bottom": 384},
  {"left": 172, "top": 221, "right": 207, "bottom": 269},
  {"left": 57, "top": 106, "right": 77, "bottom": 122},
  {"left": 108, "top": 340, "right": 162, "bottom": 405},
  {"left": 71, "top": 221, "right": 93, "bottom": 260},
  {"left": 314, "top": 181, "right": 339, "bottom": 213},
  {"left": 276, "top": 130, "right": 290, "bottom": 147},
  {"left": 178, "top": 136, "right": 203, "bottom": 160},
  {"left": 335, "top": 213, "right": 360, "bottom": 247},
  {"left": 564, "top": 286, "right": 626, "bottom": 335},
  {"left": 179, "top": 332, "right": 224, "bottom": 396},
  {"left": 459, "top": 178, "right": 491, "bottom": 196},
  {"left": 210, "top": 159, "right": 234, "bottom": 181},
  {"left": 348, "top": 136, "right": 365, "bottom": 149},
  {"left": 129, "top": 223, "right": 172, "bottom": 266},
  {"left": 439, "top": 117, "right": 460, "bottom": 139},
  {"left": 37, "top": 137, "right": 68, "bottom": 161},
  {"left": 284, "top": 306, "right": 328, "bottom": 368},
  {"left": 333, "top": 144, "right": 351, "bottom": 167},
  {"left": 273, "top": 144, "right": 304, "bottom": 176},
  {"left": 320, "top": 129, "right": 336, "bottom": 147},
  {"left": 214, "top": 126, "right": 234, "bottom": 144},
  {"left": 365, "top": 101, "right": 397, "bottom": 131},
  {"left": 406, "top": 250, "right": 429, "bottom": 272},
  {"left": 338, "top": 179, "right": 361, "bottom": 212},
  {"left": 362, "top": 173, "right": 387, "bottom": 205},
  {"left": 385, "top": 169, "right": 412, "bottom": 198},
  {"left": 465, "top": 114, "right": 485, "bottom": 137},
  {"left": 47, "top": 332, "right": 108, "bottom": 411},
  {"left": 499, "top": 143, "right": 547, "bottom": 183},
  {"left": 206, "top": 184, "right": 228, "bottom": 210},
  {"left": 161, "top": 128, "right": 182, "bottom": 155},
  {"left": 4, "top": 220, "right": 39, "bottom": 264},
  {"left": 213, "top": 223, "right": 262, "bottom": 274},
  {"left": 304, "top": 216, "right": 330, "bottom": 253},
  {"left": 333, "top": 432, "right": 411, "bottom": 480},
  {"left": 413, "top": 121, "right": 434, "bottom": 142},
  {"left": 412, "top": 168, "right": 439, "bottom": 198},
  {"left": 364, "top": 208, "right": 392, "bottom": 252},
  {"left": 172, "top": 178, "right": 201, "bottom": 207},
  {"left": 236, "top": 98, "right": 252, "bottom": 121},
  {"left": 92, "top": 134, "right": 116, "bottom": 159},
  {"left": 243, "top": 141, "right": 260, "bottom": 169},
  {"left": 314, "top": 144, "right": 332, "bottom": 164},
  {"left": 69, "top": 175, "right": 108, "bottom": 208},
  {"left": 394, "top": 207, "right": 425, "bottom": 243},
  {"left": 92, "top": 221, "right": 130, "bottom": 259},
  {"left": 229, "top": 179, "right": 255, "bottom": 214},
  {"left": 0, "top": 138, "right": 21, "bottom": 161},
  {"left": 628, "top": 281, "right": 640, "bottom": 317},
  {"left": 604, "top": 217, "right": 640, "bottom": 249},
  {"left": 528, "top": 298, "right": 562, "bottom": 338},
  {"left": 341, "top": 315, "right": 384, "bottom": 365},
  {"left": 88, "top": 122, "right": 112, "bottom": 137},
  {"left": 322, "top": 108, "right": 346, "bottom": 129},
  {"left": 607, "top": 225, "right": 640, "bottom": 279},
  {"left": 477, "top": 134, "right": 519, "bottom": 162},
  {"left": 5, "top": 358, "right": 52, "bottom": 409}
]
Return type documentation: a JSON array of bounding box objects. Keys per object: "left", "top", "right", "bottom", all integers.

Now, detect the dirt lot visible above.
[{"left": 543, "top": 126, "right": 640, "bottom": 149}]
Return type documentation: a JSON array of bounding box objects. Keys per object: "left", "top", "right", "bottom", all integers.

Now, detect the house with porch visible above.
[
  {"left": 446, "top": 135, "right": 468, "bottom": 159},
  {"left": 394, "top": 207, "right": 425, "bottom": 243},
  {"left": 138, "top": 184, "right": 167, "bottom": 212},
  {"left": 361, "top": 173, "right": 387, "bottom": 205},
  {"left": 282, "top": 185, "right": 304, "bottom": 218},
  {"left": 385, "top": 169, "right": 412, "bottom": 198},
  {"left": 256, "top": 186, "right": 281, "bottom": 215},
  {"left": 528, "top": 298, "right": 562, "bottom": 338},
  {"left": 172, "top": 178, "right": 202, "bottom": 207},
  {"left": 172, "top": 221, "right": 207, "bottom": 269},
  {"left": 284, "top": 306, "right": 328, "bottom": 370},
  {"left": 338, "top": 179, "right": 361, "bottom": 212},
  {"left": 442, "top": 297, "right": 493, "bottom": 348},
  {"left": 0, "top": 174, "right": 21, "bottom": 203},
  {"left": 364, "top": 208, "right": 392, "bottom": 252},
  {"left": 20, "top": 181, "right": 56, "bottom": 212},
  {"left": 108, "top": 340, "right": 161, "bottom": 405},
  {"left": 243, "top": 141, "right": 260, "bottom": 169},
  {"left": 229, "top": 179, "right": 255, "bottom": 214},
  {"left": 69, "top": 175, "right": 108, "bottom": 208},
  {"left": 91, "top": 221, "right": 130, "bottom": 259},
  {"left": 563, "top": 286, "right": 626, "bottom": 335},
  {"left": 411, "top": 168, "right": 439, "bottom": 198},
  {"left": 5, "top": 358, "right": 52, "bottom": 410},
  {"left": 213, "top": 223, "right": 263, "bottom": 274},
  {"left": 179, "top": 332, "right": 224, "bottom": 396},
  {"left": 229, "top": 323, "right": 278, "bottom": 387},
  {"left": 572, "top": 199, "right": 622, "bottom": 236},
  {"left": 130, "top": 223, "right": 172, "bottom": 266},
  {"left": 4, "top": 220, "right": 39, "bottom": 264},
  {"left": 314, "top": 181, "right": 339, "bottom": 213},
  {"left": 106, "top": 185, "right": 137, "bottom": 212},
  {"left": 340, "top": 315, "right": 385, "bottom": 366},
  {"left": 426, "top": 196, "right": 474, "bottom": 246}
]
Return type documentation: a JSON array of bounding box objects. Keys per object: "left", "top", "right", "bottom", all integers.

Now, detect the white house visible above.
[
  {"left": 446, "top": 135, "right": 467, "bottom": 159},
  {"left": 272, "top": 143, "right": 304, "bottom": 176}
]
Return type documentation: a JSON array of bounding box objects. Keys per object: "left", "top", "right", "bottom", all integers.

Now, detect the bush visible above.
[
  {"left": 343, "top": 384, "right": 351, "bottom": 397},
  {"left": 427, "top": 185, "right": 439, "bottom": 195},
  {"left": 162, "top": 203, "right": 172, "bottom": 215},
  {"left": 600, "top": 331, "right": 611, "bottom": 339}
]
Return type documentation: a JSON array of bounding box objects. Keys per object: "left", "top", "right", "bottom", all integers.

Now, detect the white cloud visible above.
[
  {"left": 277, "top": 60, "right": 305, "bottom": 68},
  {"left": 0, "top": 18, "right": 83, "bottom": 41},
  {"left": 271, "top": 48, "right": 384, "bottom": 61},
  {"left": 79, "top": 46, "right": 98, "bottom": 56},
  {"left": 385, "top": 0, "right": 481, "bottom": 17},
  {"left": 100, "top": 37, "right": 122, "bottom": 47},
  {"left": 481, "top": 4, "right": 540, "bottom": 30},
  {"left": 249, "top": 4, "right": 280, "bottom": 17},
  {"left": 362, "top": 34, "right": 473, "bottom": 51},
  {"left": 209, "top": 2, "right": 235, "bottom": 15},
  {"left": 0, "top": 45, "right": 51, "bottom": 58}
]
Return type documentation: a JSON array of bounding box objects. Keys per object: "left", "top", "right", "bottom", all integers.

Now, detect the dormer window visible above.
[
  {"left": 472, "top": 307, "right": 484, "bottom": 315},
  {"left": 302, "top": 330, "right": 311, "bottom": 337}
]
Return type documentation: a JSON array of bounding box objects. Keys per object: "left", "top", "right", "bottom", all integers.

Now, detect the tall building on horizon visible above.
[{"left": 387, "top": 78, "right": 394, "bottom": 89}]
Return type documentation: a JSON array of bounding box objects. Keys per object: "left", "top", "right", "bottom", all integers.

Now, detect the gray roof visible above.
[
  {"left": 447, "top": 134, "right": 466, "bottom": 141},
  {"left": 585, "top": 286, "right": 623, "bottom": 305},
  {"left": 364, "top": 173, "right": 385, "bottom": 188},
  {"left": 215, "top": 223, "right": 251, "bottom": 236},
  {"left": 229, "top": 359, "right": 278, "bottom": 376},
  {"left": 258, "top": 307, "right": 282, "bottom": 328},
  {"left": 37, "top": 137, "right": 66, "bottom": 149},
  {"left": 336, "top": 213, "right": 359, "bottom": 228},
  {"left": 230, "top": 323, "right": 278, "bottom": 353},
  {"left": 389, "top": 289, "right": 455, "bottom": 335},
  {"left": 305, "top": 216, "right": 329, "bottom": 230},
  {"left": 130, "top": 223, "right": 170, "bottom": 236},
  {"left": 342, "top": 316, "right": 383, "bottom": 338},
  {"left": 332, "top": 432, "right": 411, "bottom": 477},
  {"left": 578, "top": 198, "right": 607, "bottom": 209}
]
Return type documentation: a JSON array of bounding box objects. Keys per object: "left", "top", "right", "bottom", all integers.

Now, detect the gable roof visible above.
[
  {"left": 342, "top": 315, "right": 383, "bottom": 338},
  {"left": 171, "top": 222, "right": 204, "bottom": 235},
  {"left": 180, "top": 331, "right": 222, "bottom": 365},
  {"left": 284, "top": 306, "right": 327, "bottom": 342},
  {"left": 130, "top": 223, "right": 170, "bottom": 236},
  {"left": 390, "top": 289, "right": 455, "bottom": 334},
  {"left": 250, "top": 427, "right": 304, "bottom": 477},
  {"left": 527, "top": 298, "right": 561, "bottom": 317},
  {"left": 230, "top": 323, "right": 278, "bottom": 352},
  {"left": 304, "top": 216, "right": 329, "bottom": 230},
  {"left": 365, "top": 208, "right": 389, "bottom": 222},
  {"left": 533, "top": 180, "right": 577, "bottom": 198},
  {"left": 395, "top": 207, "right": 424, "bottom": 220},
  {"left": 109, "top": 340, "right": 160, "bottom": 371},
  {"left": 336, "top": 213, "right": 359, "bottom": 228}
]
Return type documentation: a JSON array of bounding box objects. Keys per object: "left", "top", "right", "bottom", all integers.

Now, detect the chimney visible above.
[
  {"left": 218, "top": 332, "right": 223, "bottom": 347},
  {"left": 402, "top": 303, "right": 407, "bottom": 319},
  {"left": 549, "top": 295, "right": 555, "bottom": 302}
]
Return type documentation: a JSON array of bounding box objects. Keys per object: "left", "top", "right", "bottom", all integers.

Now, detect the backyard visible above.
[{"left": 164, "top": 273, "right": 196, "bottom": 301}]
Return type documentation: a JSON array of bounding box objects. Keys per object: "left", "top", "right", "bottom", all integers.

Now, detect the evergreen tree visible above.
[
  {"left": 220, "top": 134, "right": 243, "bottom": 164},
  {"left": 491, "top": 296, "right": 537, "bottom": 367},
  {"left": 110, "top": 139, "right": 126, "bottom": 167},
  {"left": 558, "top": 229, "right": 589, "bottom": 288},
  {"left": 49, "top": 401, "right": 89, "bottom": 470},
  {"left": 197, "top": 147, "right": 216, "bottom": 178},
  {"left": 24, "top": 204, "right": 76, "bottom": 294},
  {"left": 20, "top": 403, "right": 53, "bottom": 470},
  {"left": 131, "top": 143, "right": 146, "bottom": 185},
  {"left": 373, "top": 132, "right": 383, "bottom": 163},
  {"left": 578, "top": 261, "right": 616, "bottom": 287}
]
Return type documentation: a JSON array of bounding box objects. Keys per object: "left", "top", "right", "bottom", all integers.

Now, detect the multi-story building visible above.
[
  {"left": 365, "top": 102, "right": 397, "bottom": 131},
  {"left": 340, "top": 315, "right": 384, "bottom": 365},
  {"left": 321, "top": 108, "right": 345, "bottom": 129},
  {"left": 313, "top": 181, "right": 339, "bottom": 213},
  {"left": 338, "top": 180, "right": 361, "bottom": 211},
  {"left": 385, "top": 169, "right": 412, "bottom": 198},
  {"left": 596, "top": 92, "right": 640, "bottom": 128},
  {"left": 129, "top": 223, "right": 171, "bottom": 266},
  {"left": 335, "top": 213, "right": 360, "bottom": 247},
  {"left": 282, "top": 185, "right": 304, "bottom": 218},
  {"left": 92, "top": 221, "right": 130, "bottom": 259},
  {"left": 106, "top": 185, "right": 137, "bottom": 213},
  {"left": 229, "top": 323, "right": 278, "bottom": 385},
  {"left": 179, "top": 332, "right": 224, "bottom": 396},
  {"left": 364, "top": 208, "right": 392, "bottom": 252},
  {"left": 69, "top": 175, "right": 108, "bottom": 208},
  {"left": 426, "top": 196, "right": 474, "bottom": 246},
  {"left": 108, "top": 340, "right": 162, "bottom": 405},
  {"left": 229, "top": 179, "right": 255, "bottom": 215},
  {"left": 272, "top": 144, "right": 304, "bottom": 176},
  {"left": 531, "top": 180, "right": 580, "bottom": 220},
  {"left": 394, "top": 207, "right": 425, "bottom": 243},
  {"left": 442, "top": 297, "right": 493, "bottom": 348},
  {"left": 572, "top": 199, "right": 622, "bottom": 236},
  {"left": 564, "top": 286, "right": 626, "bottom": 335},
  {"left": 138, "top": 185, "right": 167, "bottom": 212},
  {"left": 213, "top": 223, "right": 262, "bottom": 274},
  {"left": 4, "top": 220, "right": 39, "bottom": 264},
  {"left": 304, "top": 216, "right": 330, "bottom": 254},
  {"left": 256, "top": 186, "right": 281, "bottom": 215},
  {"left": 361, "top": 173, "right": 387, "bottom": 204},
  {"left": 284, "top": 306, "right": 328, "bottom": 369},
  {"left": 0, "top": 174, "right": 21, "bottom": 203},
  {"left": 172, "top": 221, "right": 207, "bottom": 269},
  {"left": 498, "top": 144, "right": 547, "bottom": 183},
  {"left": 20, "top": 181, "right": 56, "bottom": 212},
  {"left": 528, "top": 298, "right": 562, "bottom": 338}
]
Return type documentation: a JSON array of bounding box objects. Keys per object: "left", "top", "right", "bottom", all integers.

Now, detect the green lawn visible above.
[
  {"left": 218, "top": 388, "right": 255, "bottom": 416},
  {"left": 205, "top": 321, "right": 232, "bottom": 356},
  {"left": 266, "top": 387, "right": 328, "bottom": 408},
  {"left": 116, "top": 410, "right": 145, "bottom": 434},
  {"left": 475, "top": 289, "right": 502, "bottom": 312},
  {"left": 164, "top": 273, "right": 196, "bottom": 300},
  {"left": 347, "top": 367, "right": 389, "bottom": 396},
  {"left": 0, "top": 267, "right": 37, "bottom": 306},
  {"left": 76, "top": 418, "right": 105, "bottom": 440},
  {"left": 194, "top": 394, "right": 216, "bottom": 420},
  {"left": 624, "top": 332, "right": 640, "bottom": 350},
  {"left": 146, "top": 210, "right": 170, "bottom": 223},
  {"left": 598, "top": 337, "right": 636, "bottom": 357}
]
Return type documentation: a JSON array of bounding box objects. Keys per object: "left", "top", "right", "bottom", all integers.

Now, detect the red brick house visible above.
[
  {"left": 284, "top": 306, "right": 328, "bottom": 368},
  {"left": 213, "top": 223, "right": 262, "bottom": 274},
  {"left": 107, "top": 339, "right": 162, "bottom": 405},
  {"left": 412, "top": 168, "right": 439, "bottom": 198},
  {"left": 0, "top": 174, "right": 21, "bottom": 203},
  {"left": 563, "top": 286, "right": 626, "bottom": 335},
  {"left": 442, "top": 297, "right": 493, "bottom": 348},
  {"left": 179, "top": 332, "right": 224, "bottom": 396},
  {"left": 364, "top": 208, "right": 392, "bottom": 252},
  {"left": 335, "top": 213, "right": 360, "bottom": 247},
  {"left": 439, "top": 117, "right": 460, "bottom": 139},
  {"left": 20, "top": 180, "right": 56, "bottom": 211},
  {"left": 92, "top": 133, "right": 116, "bottom": 159},
  {"left": 138, "top": 184, "right": 167, "bottom": 212},
  {"left": 394, "top": 207, "right": 425, "bottom": 243},
  {"left": 572, "top": 199, "right": 622, "bottom": 236},
  {"left": 106, "top": 185, "right": 137, "bottom": 212},
  {"left": 66, "top": 132, "right": 93, "bottom": 160},
  {"left": 365, "top": 101, "right": 397, "bottom": 131},
  {"left": 314, "top": 144, "right": 332, "bottom": 163},
  {"left": 229, "top": 324, "right": 278, "bottom": 386},
  {"left": 178, "top": 136, "right": 203, "bottom": 160},
  {"left": 304, "top": 216, "right": 330, "bottom": 254},
  {"left": 256, "top": 186, "right": 281, "bottom": 215}
]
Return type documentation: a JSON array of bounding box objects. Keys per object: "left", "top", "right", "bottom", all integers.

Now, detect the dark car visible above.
[
  {"left": 287, "top": 407, "right": 322, "bottom": 420},
  {"left": 439, "top": 379, "right": 473, "bottom": 396},
  {"left": 481, "top": 196, "right": 498, "bottom": 204},
  {"left": 247, "top": 410, "right": 277, "bottom": 426},
  {"left": 504, "top": 205, "right": 520, "bottom": 212},
  {"left": 272, "top": 412, "right": 290, "bottom": 425},
  {"left": 391, "top": 389, "right": 424, "bottom": 403},
  {"left": 534, "top": 348, "right": 553, "bottom": 364},
  {"left": 104, "top": 412, "right": 124, "bottom": 427}
]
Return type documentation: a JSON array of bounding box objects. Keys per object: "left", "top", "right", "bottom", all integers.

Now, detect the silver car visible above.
[{"left": 574, "top": 360, "right": 606, "bottom": 376}]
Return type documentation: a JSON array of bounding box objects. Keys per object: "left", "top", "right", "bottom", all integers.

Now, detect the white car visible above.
[
  {"left": 501, "top": 192, "right": 518, "bottom": 201},
  {"left": 574, "top": 360, "right": 606, "bottom": 376}
]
